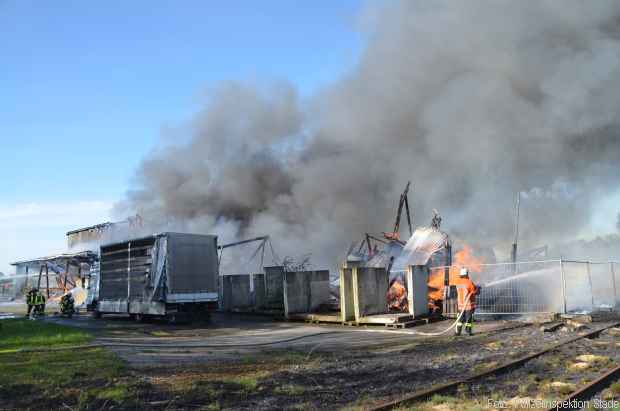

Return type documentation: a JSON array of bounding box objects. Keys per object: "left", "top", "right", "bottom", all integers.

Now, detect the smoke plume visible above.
[{"left": 115, "top": 1, "right": 620, "bottom": 269}]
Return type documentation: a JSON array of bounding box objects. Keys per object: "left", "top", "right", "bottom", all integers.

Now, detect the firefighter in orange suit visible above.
[{"left": 455, "top": 267, "right": 480, "bottom": 336}]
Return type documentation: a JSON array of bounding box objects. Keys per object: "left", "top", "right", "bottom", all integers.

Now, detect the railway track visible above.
[
  {"left": 368, "top": 321, "right": 620, "bottom": 411},
  {"left": 545, "top": 363, "right": 620, "bottom": 411}
]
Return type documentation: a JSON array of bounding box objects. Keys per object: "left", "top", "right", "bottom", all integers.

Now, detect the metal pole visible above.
[
  {"left": 25, "top": 266, "right": 29, "bottom": 290},
  {"left": 610, "top": 263, "right": 618, "bottom": 310},
  {"left": 127, "top": 242, "right": 131, "bottom": 314},
  {"left": 511, "top": 193, "right": 520, "bottom": 263},
  {"left": 444, "top": 243, "right": 452, "bottom": 287},
  {"left": 260, "top": 241, "right": 266, "bottom": 272},
  {"left": 560, "top": 259, "right": 567, "bottom": 314},
  {"left": 586, "top": 262, "right": 594, "bottom": 310}
]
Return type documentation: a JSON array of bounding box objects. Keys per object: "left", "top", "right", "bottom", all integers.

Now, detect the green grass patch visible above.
[
  {"left": 429, "top": 394, "right": 459, "bottom": 405},
  {"left": 0, "top": 347, "right": 137, "bottom": 409},
  {"left": 150, "top": 330, "right": 173, "bottom": 337},
  {"left": 0, "top": 319, "right": 138, "bottom": 410},
  {"left": 218, "top": 372, "right": 269, "bottom": 393},
  {"left": 95, "top": 385, "right": 130, "bottom": 401},
  {"left": 274, "top": 383, "right": 306, "bottom": 396},
  {"left": 0, "top": 318, "right": 92, "bottom": 351}
]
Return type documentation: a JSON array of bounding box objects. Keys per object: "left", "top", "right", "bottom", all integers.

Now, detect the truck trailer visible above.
[{"left": 95, "top": 232, "right": 218, "bottom": 322}]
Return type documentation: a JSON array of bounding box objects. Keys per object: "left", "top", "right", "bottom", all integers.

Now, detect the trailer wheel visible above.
[{"left": 93, "top": 311, "right": 102, "bottom": 319}]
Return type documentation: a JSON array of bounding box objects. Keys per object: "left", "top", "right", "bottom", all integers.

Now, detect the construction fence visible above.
[
  {"left": 466, "top": 260, "right": 619, "bottom": 316},
  {"left": 395, "top": 259, "right": 620, "bottom": 317}
]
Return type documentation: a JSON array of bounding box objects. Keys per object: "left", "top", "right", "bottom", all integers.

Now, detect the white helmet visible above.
[{"left": 459, "top": 267, "right": 469, "bottom": 277}]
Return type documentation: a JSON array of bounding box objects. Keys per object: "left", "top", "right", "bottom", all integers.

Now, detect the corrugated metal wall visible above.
[{"left": 99, "top": 237, "right": 156, "bottom": 300}]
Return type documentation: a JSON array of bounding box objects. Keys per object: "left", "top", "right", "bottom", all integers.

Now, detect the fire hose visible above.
[
  {"left": 4, "top": 293, "right": 474, "bottom": 354},
  {"left": 3, "top": 330, "right": 347, "bottom": 353},
  {"left": 405, "top": 292, "right": 473, "bottom": 337}
]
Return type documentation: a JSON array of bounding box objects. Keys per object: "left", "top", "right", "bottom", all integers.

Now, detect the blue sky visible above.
[{"left": 0, "top": 0, "right": 364, "bottom": 273}]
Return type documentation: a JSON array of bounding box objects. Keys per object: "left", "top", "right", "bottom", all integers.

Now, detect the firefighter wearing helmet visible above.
[
  {"left": 26, "top": 288, "right": 37, "bottom": 319},
  {"left": 455, "top": 267, "right": 480, "bottom": 336}
]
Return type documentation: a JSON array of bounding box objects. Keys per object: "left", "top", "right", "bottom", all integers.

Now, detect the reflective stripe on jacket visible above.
[{"left": 455, "top": 277, "right": 478, "bottom": 310}]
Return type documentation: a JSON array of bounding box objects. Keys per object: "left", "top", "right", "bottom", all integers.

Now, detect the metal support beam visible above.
[
  {"left": 127, "top": 242, "right": 131, "bottom": 314},
  {"left": 218, "top": 236, "right": 269, "bottom": 250},
  {"left": 45, "top": 264, "right": 50, "bottom": 299},
  {"left": 586, "top": 262, "right": 594, "bottom": 310},
  {"left": 560, "top": 259, "right": 567, "bottom": 314},
  {"left": 64, "top": 261, "right": 70, "bottom": 293},
  {"left": 37, "top": 265, "right": 43, "bottom": 290},
  {"left": 611, "top": 263, "right": 618, "bottom": 309}
]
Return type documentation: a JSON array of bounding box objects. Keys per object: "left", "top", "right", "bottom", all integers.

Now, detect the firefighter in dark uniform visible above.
[
  {"left": 26, "top": 288, "right": 37, "bottom": 318},
  {"left": 60, "top": 293, "right": 75, "bottom": 317},
  {"left": 34, "top": 290, "right": 46, "bottom": 317}
]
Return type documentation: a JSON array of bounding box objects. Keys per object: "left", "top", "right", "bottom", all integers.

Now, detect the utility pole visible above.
[{"left": 511, "top": 192, "right": 521, "bottom": 270}]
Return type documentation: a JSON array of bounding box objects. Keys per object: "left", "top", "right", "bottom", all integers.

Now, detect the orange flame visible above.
[
  {"left": 387, "top": 279, "right": 408, "bottom": 312},
  {"left": 428, "top": 244, "right": 484, "bottom": 310},
  {"left": 386, "top": 244, "right": 484, "bottom": 313}
]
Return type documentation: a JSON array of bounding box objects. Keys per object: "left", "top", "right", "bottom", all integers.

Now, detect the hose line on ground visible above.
[
  {"left": 4, "top": 330, "right": 346, "bottom": 353},
  {"left": 406, "top": 292, "right": 472, "bottom": 337},
  {"left": 4, "top": 294, "right": 473, "bottom": 354}
]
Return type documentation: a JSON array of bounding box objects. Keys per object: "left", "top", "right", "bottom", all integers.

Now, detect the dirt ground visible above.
[
  {"left": 34, "top": 313, "right": 620, "bottom": 409},
  {"left": 459, "top": 327, "right": 620, "bottom": 398},
  {"left": 2, "top": 303, "right": 618, "bottom": 410}
]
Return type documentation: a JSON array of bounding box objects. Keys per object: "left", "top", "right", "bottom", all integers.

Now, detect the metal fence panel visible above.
[
  {"left": 469, "top": 260, "right": 563, "bottom": 315},
  {"left": 561, "top": 261, "right": 593, "bottom": 313},
  {"left": 588, "top": 262, "right": 615, "bottom": 310},
  {"left": 611, "top": 262, "right": 619, "bottom": 308}
]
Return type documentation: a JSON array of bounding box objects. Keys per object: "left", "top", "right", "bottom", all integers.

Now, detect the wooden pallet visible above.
[
  {"left": 385, "top": 318, "right": 431, "bottom": 329},
  {"left": 360, "top": 313, "right": 413, "bottom": 324},
  {"left": 338, "top": 313, "right": 435, "bottom": 328},
  {"left": 287, "top": 313, "right": 342, "bottom": 324}
]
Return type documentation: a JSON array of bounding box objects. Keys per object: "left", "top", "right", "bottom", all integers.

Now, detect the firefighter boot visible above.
[
  {"left": 466, "top": 324, "right": 473, "bottom": 336},
  {"left": 455, "top": 322, "right": 463, "bottom": 336}
]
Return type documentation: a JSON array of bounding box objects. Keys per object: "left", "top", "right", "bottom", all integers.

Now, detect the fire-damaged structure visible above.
[
  {"left": 392, "top": 226, "right": 452, "bottom": 315},
  {"left": 11, "top": 251, "right": 99, "bottom": 300},
  {"left": 95, "top": 232, "right": 218, "bottom": 322},
  {"left": 66, "top": 215, "right": 143, "bottom": 249},
  {"left": 345, "top": 192, "right": 453, "bottom": 317}
]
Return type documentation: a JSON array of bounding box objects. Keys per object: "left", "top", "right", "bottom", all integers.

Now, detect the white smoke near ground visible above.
[{"left": 113, "top": 1, "right": 620, "bottom": 272}]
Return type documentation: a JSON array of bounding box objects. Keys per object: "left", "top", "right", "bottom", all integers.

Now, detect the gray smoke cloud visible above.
[{"left": 115, "top": 1, "right": 620, "bottom": 269}]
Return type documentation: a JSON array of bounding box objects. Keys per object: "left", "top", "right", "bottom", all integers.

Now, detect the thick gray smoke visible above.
[{"left": 115, "top": 1, "right": 620, "bottom": 269}]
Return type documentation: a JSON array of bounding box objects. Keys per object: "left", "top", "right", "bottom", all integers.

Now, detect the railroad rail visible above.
[
  {"left": 545, "top": 363, "right": 620, "bottom": 411},
  {"left": 368, "top": 322, "right": 620, "bottom": 411}
]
